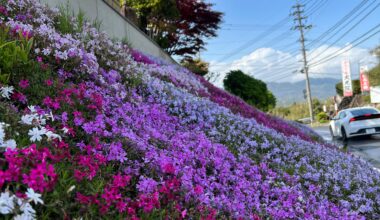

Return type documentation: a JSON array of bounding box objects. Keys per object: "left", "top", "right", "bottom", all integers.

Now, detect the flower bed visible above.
[{"left": 0, "top": 0, "right": 379, "bottom": 219}]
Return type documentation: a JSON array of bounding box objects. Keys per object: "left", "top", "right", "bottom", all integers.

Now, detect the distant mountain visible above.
[{"left": 267, "top": 78, "right": 340, "bottom": 106}]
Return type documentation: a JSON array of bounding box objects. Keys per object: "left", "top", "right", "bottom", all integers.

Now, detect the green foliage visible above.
[
  {"left": 369, "top": 64, "right": 380, "bottom": 86},
  {"left": 55, "top": 3, "right": 100, "bottom": 34},
  {"left": 124, "top": 0, "right": 222, "bottom": 57},
  {"left": 223, "top": 70, "right": 276, "bottom": 112},
  {"left": 271, "top": 98, "right": 326, "bottom": 121},
  {"left": 371, "top": 45, "right": 380, "bottom": 59},
  {"left": 0, "top": 28, "right": 33, "bottom": 84},
  {"left": 335, "top": 79, "right": 361, "bottom": 96},
  {"left": 120, "top": 36, "right": 132, "bottom": 47},
  {"left": 316, "top": 112, "right": 328, "bottom": 123},
  {"left": 56, "top": 3, "right": 84, "bottom": 34},
  {"left": 271, "top": 102, "right": 309, "bottom": 120},
  {"left": 181, "top": 58, "right": 209, "bottom": 76}
]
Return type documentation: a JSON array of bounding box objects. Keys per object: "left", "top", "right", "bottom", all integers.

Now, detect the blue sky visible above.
[{"left": 202, "top": 0, "right": 380, "bottom": 85}]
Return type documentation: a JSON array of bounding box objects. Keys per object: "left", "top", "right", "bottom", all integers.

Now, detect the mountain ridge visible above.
[{"left": 267, "top": 78, "right": 340, "bottom": 106}]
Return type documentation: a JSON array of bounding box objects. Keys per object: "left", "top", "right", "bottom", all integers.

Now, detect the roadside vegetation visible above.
[
  {"left": 0, "top": 1, "right": 380, "bottom": 219},
  {"left": 271, "top": 99, "right": 327, "bottom": 122}
]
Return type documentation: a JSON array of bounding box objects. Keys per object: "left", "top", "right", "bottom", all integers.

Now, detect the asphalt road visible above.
[{"left": 313, "top": 126, "right": 380, "bottom": 169}]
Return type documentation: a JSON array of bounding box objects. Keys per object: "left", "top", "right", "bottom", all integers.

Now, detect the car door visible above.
[
  {"left": 336, "top": 111, "right": 347, "bottom": 137},
  {"left": 332, "top": 111, "right": 345, "bottom": 136},
  {"left": 330, "top": 113, "right": 339, "bottom": 136}
]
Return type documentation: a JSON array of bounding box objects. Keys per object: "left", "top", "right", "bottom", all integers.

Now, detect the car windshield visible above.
[{"left": 350, "top": 108, "right": 379, "bottom": 117}]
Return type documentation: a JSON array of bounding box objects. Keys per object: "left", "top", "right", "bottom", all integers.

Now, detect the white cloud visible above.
[{"left": 208, "top": 45, "right": 377, "bottom": 87}]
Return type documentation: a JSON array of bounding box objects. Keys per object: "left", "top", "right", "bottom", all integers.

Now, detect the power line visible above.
[
  {"left": 269, "top": 24, "right": 380, "bottom": 81},
  {"left": 308, "top": 1, "right": 379, "bottom": 61},
  {"left": 265, "top": 0, "right": 376, "bottom": 82},
  {"left": 229, "top": 0, "right": 328, "bottom": 77},
  {"left": 248, "top": 0, "right": 327, "bottom": 55},
  {"left": 210, "top": 0, "right": 324, "bottom": 64},
  {"left": 309, "top": 23, "right": 380, "bottom": 68},
  {"left": 305, "top": 0, "right": 328, "bottom": 17},
  {"left": 265, "top": 22, "right": 380, "bottom": 83},
  {"left": 307, "top": 0, "right": 329, "bottom": 20},
  {"left": 306, "top": 0, "right": 370, "bottom": 49},
  {"left": 215, "top": 17, "right": 291, "bottom": 62}
]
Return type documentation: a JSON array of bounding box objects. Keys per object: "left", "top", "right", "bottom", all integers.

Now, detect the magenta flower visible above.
[
  {"left": 45, "top": 79, "right": 53, "bottom": 86},
  {"left": 22, "top": 162, "right": 57, "bottom": 193},
  {"left": 19, "top": 79, "right": 29, "bottom": 89},
  {"left": 162, "top": 163, "right": 176, "bottom": 175}
]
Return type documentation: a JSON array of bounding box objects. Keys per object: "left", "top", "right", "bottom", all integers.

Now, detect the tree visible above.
[
  {"left": 369, "top": 64, "right": 380, "bottom": 86},
  {"left": 371, "top": 45, "right": 380, "bottom": 60},
  {"left": 181, "top": 58, "right": 209, "bottom": 76},
  {"left": 223, "top": 70, "right": 276, "bottom": 112},
  {"left": 124, "top": 0, "right": 222, "bottom": 57},
  {"left": 335, "top": 79, "right": 361, "bottom": 96}
]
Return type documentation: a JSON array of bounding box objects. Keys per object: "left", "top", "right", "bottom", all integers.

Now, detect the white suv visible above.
[{"left": 329, "top": 107, "right": 380, "bottom": 141}]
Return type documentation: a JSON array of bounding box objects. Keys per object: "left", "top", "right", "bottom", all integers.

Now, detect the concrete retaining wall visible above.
[{"left": 40, "top": 0, "right": 176, "bottom": 63}]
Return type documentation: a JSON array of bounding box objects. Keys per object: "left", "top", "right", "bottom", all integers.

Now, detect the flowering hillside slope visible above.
[{"left": 0, "top": 1, "right": 379, "bottom": 219}]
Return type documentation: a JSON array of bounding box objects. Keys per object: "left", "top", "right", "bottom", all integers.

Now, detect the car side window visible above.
[{"left": 339, "top": 112, "right": 346, "bottom": 119}]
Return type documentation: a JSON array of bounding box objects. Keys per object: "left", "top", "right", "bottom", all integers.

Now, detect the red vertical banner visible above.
[
  {"left": 341, "top": 59, "right": 353, "bottom": 97},
  {"left": 359, "top": 66, "right": 370, "bottom": 93}
]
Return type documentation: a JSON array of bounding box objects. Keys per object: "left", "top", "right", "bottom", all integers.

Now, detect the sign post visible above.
[
  {"left": 341, "top": 59, "right": 353, "bottom": 97},
  {"left": 370, "top": 86, "right": 380, "bottom": 103},
  {"left": 359, "top": 65, "right": 370, "bottom": 94}
]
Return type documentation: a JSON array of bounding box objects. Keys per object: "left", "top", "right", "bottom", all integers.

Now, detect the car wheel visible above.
[
  {"left": 341, "top": 127, "right": 348, "bottom": 142},
  {"left": 329, "top": 126, "right": 336, "bottom": 140}
]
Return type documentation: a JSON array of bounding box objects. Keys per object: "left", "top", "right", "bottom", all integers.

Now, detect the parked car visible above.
[
  {"left": 329, "top": 107, "right": 380, "bottom": 141},
  {"left": 297, "top": 117, "right": 312, "bottom": 124}
]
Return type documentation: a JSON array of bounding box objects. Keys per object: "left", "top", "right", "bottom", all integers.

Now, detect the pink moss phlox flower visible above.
[
  {"left": 11, "top": 91, "right": 27, "bottom": 103},
  {"left": 162, "top": 163, "right": 176, "bottom": 175},
  {"left": 101, "top": 186, "right": 122, "bottom": 206},
  {"left": 37, "top": 56, "right": 43, "bottom": 63},
  {"left": 111, "top": 174, "right": 131, "bottom": 188},
  {"left": 74, "top": 152, "right": 106, "bottom": 181},
  {"left": 43, "top": 96, "right": 60, "bottom": 110},
  {"left": 0, "top": 5, "right": 8, "bottom": 15},
  {"left": 138, "top": 192, "right": 160, "bottom": 213},
  {"left": 22, "top": 162, "right": 57, "bottom": 193},
  {"left": 194, "top": 185, "right": 204, "bottom": 195},
  {"left": 19, "top": 79, "right": 29, "bottom": 89},
  {"left": 45, "top": 79, "right": 53, "bottom": 86}
]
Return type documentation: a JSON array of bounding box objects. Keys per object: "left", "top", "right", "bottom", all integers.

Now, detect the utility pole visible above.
[{"left": 292, "top": 2, "right": 314, "bottom": 122}]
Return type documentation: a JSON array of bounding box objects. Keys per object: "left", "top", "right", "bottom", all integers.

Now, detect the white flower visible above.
[
  {"left": 0, "top": 191, "right": 15, "bottom": 214},
  {"left": 20, "top": 114, "right": 37, "bottom": 125},
  {"left": 27, "top": 106, "right": 36, "bottom": 113},
  {"left": 61, "top": 127, "right": 69, "bottom": 134},
  {"left": 20, "top": 202, "right": 36, "bottom": 216},
  {"left": 1, "top": 139, "right": 17, "bottom": 150},
  {"left": 28, "top": 127, "right": 45, "bottom": 142},
  {"left": 0, "top": 86, "right": 14, "bottom": 99},
  {"left": 67, "top": 185, "right": 76, "bottom": 193},
  {"left": 25, "top": 188, "right": 43, "bottom": 205},
  {"left": 47, "top": 111, "right": 54, "bottom": 122},
  {"left": 14, "top": 212, "right": 35, "bottom": 220},
  {"left": 42, "top": 47, "right": 51, "bottom": 56},
  {"left": 0, "top": 124, "right": 4, "bottom": 144},
  {"left": 45, "top": 130, "right": 61, "bottom": 141}
]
